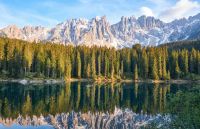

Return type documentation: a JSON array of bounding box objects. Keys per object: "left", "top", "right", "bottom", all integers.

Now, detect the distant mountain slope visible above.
[
  {"left": 1, "top": 13, "right": 200, "bottom": 48},
  {"left": 159, "top": 40, "right": 200, "bottom": 51}
]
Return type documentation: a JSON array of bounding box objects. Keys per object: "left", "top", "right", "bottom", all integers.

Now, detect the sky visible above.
[{"left": 0, "top": 0, "right": 200, "bottom": 28}]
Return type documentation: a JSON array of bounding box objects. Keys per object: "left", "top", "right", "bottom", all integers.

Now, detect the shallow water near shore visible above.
[{"left": 0, "top": 81, "right": 197, "bottom": 128}]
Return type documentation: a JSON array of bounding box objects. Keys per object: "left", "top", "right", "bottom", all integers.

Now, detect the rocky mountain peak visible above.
[
  {"left": 0, "top": 13, "right": 200, "bottom": 48},
  {"left": 1, "top": 25, "right": 23, "bottom": 39},
  {"left": 168, "top": 18, "right": 188, "bottom": 28},
  {"left": 120, "top": 16, "right": 137, "bottom": 25},
  {"left": 137, "top": 15, "right": 164, "bottom": 29},
  {"left": 188, "top": 13, "right": 200, "bottom": 22}
]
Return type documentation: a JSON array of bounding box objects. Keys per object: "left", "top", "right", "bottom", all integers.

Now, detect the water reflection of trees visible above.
[{"left": 0, "top": 82, "right": 188, "bottom": 118}]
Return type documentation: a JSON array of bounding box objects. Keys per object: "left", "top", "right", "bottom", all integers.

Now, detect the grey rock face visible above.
[{"left": 1, "top": 13, "right": 200, "bottom": 48}]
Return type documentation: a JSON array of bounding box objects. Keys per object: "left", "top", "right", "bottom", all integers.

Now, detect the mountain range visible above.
[{"left": 1, "top": 13, "right": 200, "bottom": 48}]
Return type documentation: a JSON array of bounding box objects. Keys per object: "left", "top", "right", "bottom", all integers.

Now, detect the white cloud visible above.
[
  {"left": 159, "top": 0, "right": 200, "bottom": 22},
  {"left": 140, "top": 7, "right": 154, "bottom": 16}
]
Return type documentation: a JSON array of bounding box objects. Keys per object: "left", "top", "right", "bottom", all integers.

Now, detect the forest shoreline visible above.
[{"left": 0, "top": 78, "right": 199, "bottom": 85}]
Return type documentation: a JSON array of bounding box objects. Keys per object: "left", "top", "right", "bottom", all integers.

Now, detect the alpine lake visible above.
[{"left": 0, "top": 81, "right": 199, "bottom": 129}]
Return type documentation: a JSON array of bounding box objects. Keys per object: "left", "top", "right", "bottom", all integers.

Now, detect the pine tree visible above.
[
  {"left": 162, "top": 55, "right": 167, "bottom": 80},
  {"left": 45, "top": 57, "right": 51, "bottom": 78},
  {"left": 133, "top": 64, "right": 138, "bottom": 80},
  {"left": 158, "top": 52, "right": 162, "bottom": 78},
  {"left": 50, "top": 50, "right": 56, "bottom": 78},
  {"left": 131, "top": 49, "right": 138, "bottom": 73},
  {"left": 111, "top": 64, "right": 115, "bottom": 80},
  {"left": 152, "top": 58, "right": 159, "bottom": 80},
  {"left": 125, "top": 50, "right": 131, "bottom": 72},
  {"left": 179, "top": 50, "right": 189, "bottom": 75},
  {"left": 175, "top": 61, "right": 180, "bottom": 79},
  {"left": 34, "top": 47, "right": 45, "bottom": 76},
  {"left": 58, "top": 54, "right": 65, "bottom": 78},
  {"left": 65, "top": 55, "right": 71, "bottom": 79},
  {"left": 3, "top": 42, "right": 9, "bottom": 71},
  {"left": 97, "top": 53, "right": 101, "bottom": 76},
  {"left": 83, "top": 50, "right": 89, "bottom": 78},
  {"left": 86, "top": 63, "right": 91, "bottom": 78},
  {"left": 120, "top": 61, "right": 124, "bottom": 78},
  {"left": 22, "top": 44, "right": 33, "bottom": 76},
  {"left": 189, "top": 49, "right": 197, "bottom": 73},
  {"left": 115, "top": 53, "right": 120, "bottom": 77},
  {"left": 198, "top": 52, "right": 200, "bottom": 75},
  {"left": 104, "top": 55, "right": 109, "bottom": 77},
  {"left": 12, "top": 47, "right": 23, "bottom": 77},
  {"left": 141, "top": 49, "right": 148, "bottom": 79},
  {"left": 76, "top": 51, "right": 81, "bottom": 78},
  {"left": 166, "top": 70, "right": 171, "bottom": 80},
  {"left": 91, "top": 51, "right": 96, "bottom": 78},
  {"left": 171, "top": 51, "right": 181, "bottom": 78},
  {"left": 183, "top": 50, "right": 189, "bottom": 74},
  {"left": 0, "top": 42, "right": 4, "bottom": 72}
]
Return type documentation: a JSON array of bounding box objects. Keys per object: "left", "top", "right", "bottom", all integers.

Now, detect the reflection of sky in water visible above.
[{"left": 0, "top": 124, "right": 54, "bottom": 129}]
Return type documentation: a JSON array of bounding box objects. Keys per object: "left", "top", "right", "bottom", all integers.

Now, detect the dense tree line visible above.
[
  {"left": 159, "top": 40, "right": 200, "bottom": 51},
  {"left": 0, "top": 38, "right": 200, "bottom": 80}
]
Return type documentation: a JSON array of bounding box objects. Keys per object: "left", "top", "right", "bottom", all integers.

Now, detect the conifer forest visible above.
[{"left": 0, "top": 38, "right": 199, "bottom": 80}]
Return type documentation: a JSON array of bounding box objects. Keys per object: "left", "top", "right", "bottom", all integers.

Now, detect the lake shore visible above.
[
  {"left": 0, "top": 78, "right": 199, "bottom": 85},
  {"left": 120, "top": 79, "right": 200, "bottom": 84}
]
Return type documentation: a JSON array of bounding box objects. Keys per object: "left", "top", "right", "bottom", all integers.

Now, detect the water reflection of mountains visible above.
[{"left": 0, "top": 82, "right": 191, "bottom": 118}]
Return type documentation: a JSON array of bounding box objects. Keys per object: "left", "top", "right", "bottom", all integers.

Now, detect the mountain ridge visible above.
[{"left": 1, "top": 13, "right": 200, "bottom": 48}]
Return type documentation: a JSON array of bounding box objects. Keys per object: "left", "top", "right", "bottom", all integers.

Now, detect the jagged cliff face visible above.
[
  {"left": 111, "top": 16, "right": 166, "bottom": 46},
  {"left": 0, "top": 25, "right": 50, "bottom": 42},
  {"left": 1, "top": 13, "right": 200, "bottom": 48},
  {"left": 0, "top": 108, "right": 170, "bottom": 129}
]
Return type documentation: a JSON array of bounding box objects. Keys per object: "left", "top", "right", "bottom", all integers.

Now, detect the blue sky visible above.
[{"left": 0, "top": 0, "right": 200, "bottom": 28}]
